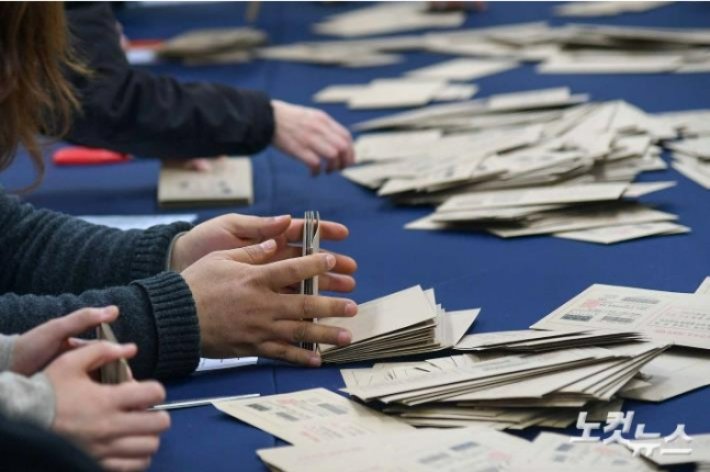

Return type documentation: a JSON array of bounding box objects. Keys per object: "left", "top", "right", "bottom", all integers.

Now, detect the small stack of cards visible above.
[
  {"left": 300, "top": 211, "right": 320, "bottom": 352},
  {"left": 317, "top": 285, "right": 479, "bottom": 363},
  {"left": 157, "top": 157, "right": 253, "bottom": 208}
]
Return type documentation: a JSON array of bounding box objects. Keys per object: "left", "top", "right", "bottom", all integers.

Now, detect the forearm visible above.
[
  {"left": 0, "top": 191, "right": 191, "bottom": 295},
  {"left": 0, "top": 272, "right": 200, "bottom": 379},
  {"left": 65, "top": 2, "right": 275, "bottom": 158}
]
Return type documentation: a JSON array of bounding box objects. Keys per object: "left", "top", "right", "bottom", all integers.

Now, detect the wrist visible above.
[{"left": 167, "top": 231, "right": 189, "bottom": 272}]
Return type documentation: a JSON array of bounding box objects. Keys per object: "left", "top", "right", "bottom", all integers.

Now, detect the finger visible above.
[
  {"left": 274, "top": 293, "right": 357, "bottom": 320},
  {"left": 111, "top": 381, "right": 166, "bottom": 410},
  {"left": 283, "top": 272, "right": 356, "bottom": 294},
  {"left": 64, "top": 341, "right": 137, "bottom": 372},
  {"left": 98, "top": 435, "right": 160, "bottom": 459},
  {"left": 324, "top": 133, "right": 352, "bottom": 171},
  {"left": 258, "top": 341, "right": 322, "bottom": 367},
  {"left": 101, "top": 457, "right": 152, "bottom": 472},
  {"left": 220, "top": 239, "right": 279, "bottom": 264},
  {"left": 308, "top": 140, "right": 339, "bottom": 173},
  {"left": 318, "top": 272, "right": 356, "bottom": 293},
  {"left": 262, "top": 253, "right": 336, "bottom": 288},
  {"left": 296, "top": 149, "right": 320, "bottom": 176},
  {"left": 110, "top": 411, "right": 171, "bottom": 437},
  {"left": 272, "top": 320, "right": 351, "bottom": 347},
  {"left": 221, "top": 213, "right": 291, "bottom": 241},
  {"left": 182, "top": 158, "right": 212, "bottom": 172},
  {"left": 285, "top": 220, "right": 350, "bottom": 242},
  {"left": 43, "top": 306, "right": 119, "bottom": 343},
  {"left": 271, "top": 245, "right": 357, "bottom": 275}
]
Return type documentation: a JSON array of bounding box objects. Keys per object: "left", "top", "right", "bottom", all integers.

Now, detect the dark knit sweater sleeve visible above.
[
  {"left": 63, "top": 2, "right": 275, "bottom": 159},
  {"left": 0, "top": 192, "right": 200, "bottom": 379},
  {"left": 0, "top": 192, "right": 191, "bottom": 294}
]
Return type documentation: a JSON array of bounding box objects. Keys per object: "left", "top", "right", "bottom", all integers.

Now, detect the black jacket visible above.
[{"left": 64, "top": 2, "right": 275, "bottom": 159}]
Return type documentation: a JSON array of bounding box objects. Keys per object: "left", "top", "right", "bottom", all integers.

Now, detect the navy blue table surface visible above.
[{"left": 2, "top": 2, "right": 710, "bottom": 470}]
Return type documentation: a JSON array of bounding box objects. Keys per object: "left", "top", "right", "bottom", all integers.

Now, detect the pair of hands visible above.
[
  {"left": 11, "top": 307, "right": 169, "bottom": 472},
  {"left": 185, "top": 100, "right": 355, "bottom": 175},
  {"left": 170, "top": 213, "right": 358, "bottom": 367}
]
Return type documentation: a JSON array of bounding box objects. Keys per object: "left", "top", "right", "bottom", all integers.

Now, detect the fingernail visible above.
[
  {"left": 261, "top": 239, "right": 277, "bottom": 251},
  {"left": 99, "top": 306, "right": 115, "bottom": 320},
  {"left": 308, "top": 355, "right": 322, "bottom": 367},
  {"left": 337, "top": 330, "right": 352, "bottom": 345},
  {"left": 325, "top": 254, "right": 336, "bottom": 269},
  {"left": 272, "top": 215, "right": 290, "bottom": 222},
  {"left": 345, "top": 302, "right": 358, "bottom": 316}
]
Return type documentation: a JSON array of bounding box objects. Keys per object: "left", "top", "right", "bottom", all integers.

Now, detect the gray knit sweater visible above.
[{"left": 0, "top": 190, "right": 200, "bottom": 379}]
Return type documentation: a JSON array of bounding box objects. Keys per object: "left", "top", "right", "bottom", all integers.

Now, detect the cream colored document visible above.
[
  {"left": 437, "top": 182, "right": 628, "bottom": 212},
  {"left": 257, "top": 427, "right": 530, "bottom": 472},
  {"left": 532, "top": 284, "right": 710, "bottom": 350},
  {"left": 553, "top": 221, "right": 689, "bottom": 244},
  {"left": 212, "top": 388, "right": 412, "bottom": 445},
  {"left": 406, "top": 58, "right": 519, "bottom": 81}
]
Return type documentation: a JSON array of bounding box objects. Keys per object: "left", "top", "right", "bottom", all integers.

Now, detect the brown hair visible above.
[{"left": 0, "top": 2, "right": 84, "bottom": 189}]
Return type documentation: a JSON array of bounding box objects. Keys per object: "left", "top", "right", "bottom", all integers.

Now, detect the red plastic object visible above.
[{"left": 52, "top": 147, "right": 132, "bottom": 166}]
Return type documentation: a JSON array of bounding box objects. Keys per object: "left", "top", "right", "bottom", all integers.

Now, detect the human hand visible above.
[
  {"left": 181, "top": 241, "right": 357, "bottom": 365},
  {"left": 271, "top": 99, "right": 355, "bottom": 175},
  {"left": 11, "top": 306, "right": 119, "bottom": 377},
  {"left": 45, "top": 342, "right": 170, "bottom": 472},
  {"left": 170, "top": 214, "right": 356, "bottom": 293}
]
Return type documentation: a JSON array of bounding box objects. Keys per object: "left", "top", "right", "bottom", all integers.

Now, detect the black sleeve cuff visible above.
[{"left": 132, "top": 272, "right": 200, "bottom": 379}]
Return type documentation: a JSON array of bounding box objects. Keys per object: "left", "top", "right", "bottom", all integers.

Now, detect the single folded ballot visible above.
[
  {"left": 317, "top": 285, "right": 479, "bottom": 363},
  {"left": 212, "top": 388, "right": 412, "bottom": 446},
  {"left": 157, "top": 157, "right": 253, "bottom": 208}
]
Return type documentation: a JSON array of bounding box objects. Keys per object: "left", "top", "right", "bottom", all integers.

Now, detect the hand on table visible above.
[
  {"left": 181, "top": 242, "right": 357, "bottom": 366},
  {"left": 170, "top": 213, "right": 356, "bottom": 293},
  {"left": 45, "top": 342, "right": 169, "bottom": 472},
  {"left": 271, "top": 99, "right": 355, "bottom": 175}
]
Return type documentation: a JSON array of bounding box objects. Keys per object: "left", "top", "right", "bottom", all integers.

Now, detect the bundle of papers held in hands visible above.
[
  {"left": 96, "top": 323, "right": 131, "bottom": 384},
  {"left": 342, "top": 87, "right": 691, "bottom": 244},
  {"left": 318, "top": 285, "right": 479, "bottom": 363}
]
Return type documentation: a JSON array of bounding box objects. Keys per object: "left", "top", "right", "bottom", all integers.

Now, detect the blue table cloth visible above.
[{"left": 2, "top": 2, "right": 709, "bottom": 470}]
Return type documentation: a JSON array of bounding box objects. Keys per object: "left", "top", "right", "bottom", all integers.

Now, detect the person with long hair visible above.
[{"left": 0, "top": 3, "right": 358, "bottom": 470}]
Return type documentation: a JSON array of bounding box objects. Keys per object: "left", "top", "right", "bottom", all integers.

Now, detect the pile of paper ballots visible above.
[
  {"left": 342, "top": 338, "right": 666, "bottom": 430},
  {"left": 535, "top": 280, "right": 710, "bottom": 403},
  {"left": 212, "top": 388, "right": 669, "bottom": 471},
  {"left": 316, "top": 285, "right": 479, "bottom": 363},
  {"left": 340, "top": 87, "right": 692, "bottom": 243},
  {"left": 258, "top": 17, "right": 710, "bottom": 73}
]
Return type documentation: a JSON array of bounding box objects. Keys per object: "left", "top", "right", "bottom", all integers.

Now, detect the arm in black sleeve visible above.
[
  {"left": 0, "top": 191, "right": 192, "bottom": 295},
  {"left": 0, "top": 272, "right": 200, "bottom": 379},
  {"left": 64, "top": 2, "right": 275, "bottom": 159}
]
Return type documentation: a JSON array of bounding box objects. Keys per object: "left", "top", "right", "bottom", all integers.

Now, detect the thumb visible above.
[
  {"left": 63, "top": 341, "right": 137, "bottom": 373},
  {"left": 222, "top": 239, "right": 278, "bottom": 264}
]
